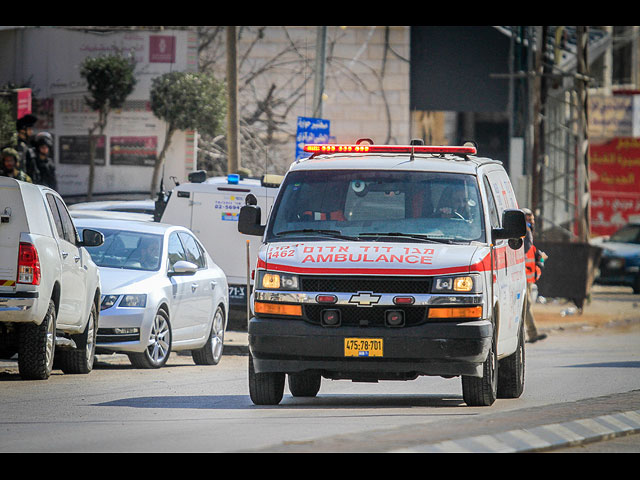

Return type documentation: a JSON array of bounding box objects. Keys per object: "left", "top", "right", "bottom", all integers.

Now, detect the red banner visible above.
[
  {"left": 16, "top": 88, "right": 31, "bottom": 119},
  {"left": 590, "top": 138, "right": 640, "bottom": 236}
]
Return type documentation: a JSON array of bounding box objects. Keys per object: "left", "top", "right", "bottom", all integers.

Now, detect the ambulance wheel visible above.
[
  {"left": 248, "top": 353, "right": 284, "bottom": 405},
  {"left": 288, "top": 372, "right": 321, "bottom": 397},
  {"left": 462, "top": 324, "right": 498, "bottom": 406},
  {"left": 497, "top": 318, "right": 525, "bottom": 398}
]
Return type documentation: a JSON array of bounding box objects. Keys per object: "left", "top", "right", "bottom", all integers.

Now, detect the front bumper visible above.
[
  {"left": 595, "top": 257, "right": 639, "bottom": 287},
  {"left": 249, "top": 316, "right": 492, "bottom": 380},
  {"left": 96, "top": 304, "right": 152, "bottom": 353}
]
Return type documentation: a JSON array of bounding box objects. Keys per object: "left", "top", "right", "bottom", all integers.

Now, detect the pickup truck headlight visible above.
[
  {"left": 258, "top": 271, "right": 299, "bottom": 290},
  {"left": 120, "top": 294, "right": 147, "bottom": 308},
  {"left": 433, "top": 275, "right": 479, "bottom": 293}
]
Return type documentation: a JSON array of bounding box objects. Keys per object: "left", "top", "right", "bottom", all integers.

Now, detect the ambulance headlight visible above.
[
  {"left": 258, "top": 271, "right": 300, "bottom": 290},
  {"left": 433, "top": 275, "right": 479, "bottom": 293}
]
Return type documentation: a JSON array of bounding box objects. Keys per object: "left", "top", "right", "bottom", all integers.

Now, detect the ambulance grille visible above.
[
  {"left": 300, "top": 276, "right": 432, "bottom": 294},
  {"left": 303, "top": 304, "right": 428, "bottom": 327}
]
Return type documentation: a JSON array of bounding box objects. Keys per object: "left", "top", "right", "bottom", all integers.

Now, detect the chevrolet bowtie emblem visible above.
[{"left": 349, "top": 292, "right": 381, "bottom": 307}]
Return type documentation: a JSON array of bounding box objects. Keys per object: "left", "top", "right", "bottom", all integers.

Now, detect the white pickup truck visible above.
[{"left": 0, "top": 178, "right": 104, "bottom": 379}]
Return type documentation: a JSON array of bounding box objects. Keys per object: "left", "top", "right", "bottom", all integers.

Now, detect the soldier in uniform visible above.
[
  {"left": 33, "top": 132, "right": 57, "bottom": 189},
  {"left": 16, "top": 114, "right": 39, "bottom": 182},
  {"left": 1, "top": 147, "right": 32, "bottom": 182}
]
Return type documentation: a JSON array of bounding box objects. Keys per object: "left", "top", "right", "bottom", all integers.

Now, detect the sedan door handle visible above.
[
  {"left": 210, "top": 281, "right": 217, "bottom": 290},
  {"left": 191, "top": 283, "right": 198, "bottom": 292},
  {"left": 74, "top": 255, "right": 81, "bottom": 263},
  {"left": 61, "top": 251, "right": 68, "bottom": 259}
]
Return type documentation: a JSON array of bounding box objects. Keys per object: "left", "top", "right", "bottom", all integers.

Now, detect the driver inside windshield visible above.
[{"left": 436, "top": 184, "right": 471, "bottom": 219}]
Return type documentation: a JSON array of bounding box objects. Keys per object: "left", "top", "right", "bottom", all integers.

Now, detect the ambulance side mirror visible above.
[
  {"left": 238, "top": 194, "right": 265, "bottom": 236},
  {"left": 492, "top": 209, "right": 527, "bottom": 247}
]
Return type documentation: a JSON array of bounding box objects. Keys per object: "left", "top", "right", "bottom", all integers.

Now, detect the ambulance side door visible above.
[{"left": 482, "top": 171, "right": 517, "bottom": 348}]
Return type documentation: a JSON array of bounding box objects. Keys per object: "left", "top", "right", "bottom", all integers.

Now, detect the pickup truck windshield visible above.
[{"left": 267, "top": 170, "right": 485, "bottom": 243}]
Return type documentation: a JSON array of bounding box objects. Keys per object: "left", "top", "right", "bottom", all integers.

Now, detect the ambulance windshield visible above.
[{"left": 267, "top": 170, "right": 485, "bottom": 243}]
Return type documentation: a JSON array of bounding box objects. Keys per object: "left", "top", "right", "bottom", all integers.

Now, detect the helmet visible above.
[
  {"left": 1, "top": 147, "right": 19, "bottom": 160},
  {"left": 34, "top": 132, "right": 53, "bottom": 148}
]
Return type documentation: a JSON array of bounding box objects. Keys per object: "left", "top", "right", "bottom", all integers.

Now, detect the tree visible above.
[
  {"left": 0, "top": 98, "right": 15, "bottom": 148},
  {"left": 149, "top": 71, "right": 226, "bottom": 196},
  {"left": 80, "top": 54, "right": 136, "bottom": 200}
]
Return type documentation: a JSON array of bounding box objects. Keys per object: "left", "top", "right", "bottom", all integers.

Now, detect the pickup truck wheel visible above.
[
  {"left": 497, "top": 317, "right": 525, "bottom": 398},
  {"left": 18, "top": 299, "right": 56, "bottom": 380},
  {"left": 248, "top": 353, "right": 285, "bottom": 405},
  {"left": 192, "top": 306, "right": 225, "bottom": 365},
  {"left": 288, "top": 373, "right": 321, "bottom": 397},
  {"left": 462, "top": 327, "right": 498, "bottom": 406},
  {"left": 58, "top": 304, "right": 97, "bottom": 374},
  {"left": 128, "top": 309, "right": 171, "bottom": 369}
]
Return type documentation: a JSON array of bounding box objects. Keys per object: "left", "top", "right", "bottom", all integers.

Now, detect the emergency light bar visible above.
[{"left": 303, "top": 144, "right": 477, "bottom": 157}]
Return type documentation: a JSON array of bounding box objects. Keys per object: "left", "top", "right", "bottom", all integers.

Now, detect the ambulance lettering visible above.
[{"left": 297, "top": 244, "right": 434, "bottom": 266}]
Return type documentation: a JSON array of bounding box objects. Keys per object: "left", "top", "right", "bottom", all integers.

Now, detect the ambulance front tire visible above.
[
  {"left": 462, "top": 315, "right": 498, "bottom": 407},
  {"left": 248, "top": 353, "right": 285, "bottom": 405},
  {"left": 497, "top": 316, "right": 525, "bottom": 399}
]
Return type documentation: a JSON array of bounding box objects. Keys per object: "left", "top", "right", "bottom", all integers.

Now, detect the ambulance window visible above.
[
  {"left": 269, "top": 170, "right": 485, "bottom": 243},
  {"left": 483, "top": 176, "right": 500, "bottom": 229}
]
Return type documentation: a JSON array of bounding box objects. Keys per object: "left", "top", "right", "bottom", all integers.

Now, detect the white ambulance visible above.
[
  {"left": 160, "top": 174, "right": 280, "bottom": 322},
  {"left": 239, "top": 141, "right": 527, "bottom": 406}
]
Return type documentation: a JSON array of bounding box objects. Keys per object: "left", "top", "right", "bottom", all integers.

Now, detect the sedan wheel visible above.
[
  {"left": 192, "top": 306, "right": 225, "bottom": 365},
  {"left": 128, "top": 310, "right": 172, "bottom": 369}
]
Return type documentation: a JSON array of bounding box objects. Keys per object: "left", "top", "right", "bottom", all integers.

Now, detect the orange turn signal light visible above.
[
  {"left": 254, "top": 302, "right": 302, "bottom": 317},
  {"left": 428, "top": 306, "right": 482, "bottom": 319}
]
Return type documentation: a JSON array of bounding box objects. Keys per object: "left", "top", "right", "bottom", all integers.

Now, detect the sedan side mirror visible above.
[
  {"left": 169, "top": 260, "right": 198, "bottom": 276},
  {"left": 492, "top": 209, "right": 527, "bottom": 247},
  {"left": 79, "top": 228, "right": 104, "bottom": 247}
]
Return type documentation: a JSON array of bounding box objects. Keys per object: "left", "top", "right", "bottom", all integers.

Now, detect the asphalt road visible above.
[{"left": 1, "top": 323, "right": 639, "bottom": 452}]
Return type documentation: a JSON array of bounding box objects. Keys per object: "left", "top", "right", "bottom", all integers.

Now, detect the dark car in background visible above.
[{"left": 595, "top": 222, "right": 640, "bottom": 294}]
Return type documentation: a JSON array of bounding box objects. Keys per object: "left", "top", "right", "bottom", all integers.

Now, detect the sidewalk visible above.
[{"left": 533, "top": 284, "right": 640, "bottom": 334}]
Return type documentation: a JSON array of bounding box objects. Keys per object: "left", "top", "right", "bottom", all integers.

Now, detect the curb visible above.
[{"left": 389, "top": 410, "right": 640, "bottom": 453}]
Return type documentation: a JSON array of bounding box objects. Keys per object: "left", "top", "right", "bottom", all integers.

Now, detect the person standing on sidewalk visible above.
[{"left": 523, "top": 208, "right": 547, "bottom": 343}]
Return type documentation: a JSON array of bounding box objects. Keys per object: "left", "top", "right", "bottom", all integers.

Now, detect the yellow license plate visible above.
[{"left": 344, "top": 338, "right": 383, "bottom": 357}]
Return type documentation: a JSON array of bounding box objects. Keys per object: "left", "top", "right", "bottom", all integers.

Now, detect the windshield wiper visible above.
[
  {"left": 358, "top": 232, "right": 461, "bottom": 244},
  {"left": 274, "top": 229, "right": 360, "bottom": 241}
]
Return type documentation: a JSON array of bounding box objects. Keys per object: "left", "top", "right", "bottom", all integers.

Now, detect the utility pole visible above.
[
  {"left": 312, "top": 26, "right": 327, "bottom": 118},
  {"left": 575, "top": 26, "right": 591, "bottom": 242},
  {"left": 226, "top": 26, "right": 240, "bottom": 174},
  {"left": 532, "top": 26, "right": 548, "bottom": 232}
]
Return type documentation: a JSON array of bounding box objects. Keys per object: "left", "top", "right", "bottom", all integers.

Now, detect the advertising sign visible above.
[
  {"left": 295, "top": 116, "right": 330, "bottom": 161},
  {"left": 590, "top": 137, "right": 640, "bottom": 236},
  {"left": 15, "top": 88, "right": 32, "bottom": 119}
]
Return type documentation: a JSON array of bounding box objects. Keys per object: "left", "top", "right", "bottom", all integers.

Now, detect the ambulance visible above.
[{"left": 239, "top": 140, "right": 527, "bottom": 406}]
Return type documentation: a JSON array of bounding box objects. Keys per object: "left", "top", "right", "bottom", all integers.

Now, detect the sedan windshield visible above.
[
  {"left": 267, "top": 170, "right": 485, "bottom": 243},
  {"left": 79, "top": 228, "right": 163, "bottom": 271}
]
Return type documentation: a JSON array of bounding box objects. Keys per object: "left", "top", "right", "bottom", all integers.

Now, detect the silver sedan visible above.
[{"left": 74, "top": 218, "right": 229, "bottom": 368}]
